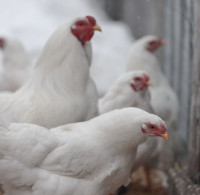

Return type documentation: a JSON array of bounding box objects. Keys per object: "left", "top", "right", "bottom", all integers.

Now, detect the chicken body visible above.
[
  {"left": 0, "top": 108, "right": 167, "bottom": 195},
  {"left": 99, "top": 71, "right": 153, "bottom": 115},
  {"left": 0, "top": 37, "right": 31, "bottom": 91},
  {"left": 0, "top": 16, "right": 99, "bottom": 128},
  {"left": 98, "top": 71, "right": 162, "bottom": 179}
]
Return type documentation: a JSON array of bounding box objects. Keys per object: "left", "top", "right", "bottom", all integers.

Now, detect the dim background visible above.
[{"left": 0, "top": 0, "right": 199, "bottom": 193}]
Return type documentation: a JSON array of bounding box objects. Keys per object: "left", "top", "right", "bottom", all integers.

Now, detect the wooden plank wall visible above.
[
  {"left": 187, "top": 0, "right": 200, "bottom": 179},
  {"left": 162, "top": 0, "right": 194, "bottom": 147}
]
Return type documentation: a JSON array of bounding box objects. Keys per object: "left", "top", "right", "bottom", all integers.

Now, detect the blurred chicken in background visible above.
[{"left": 0, "top": 37, "right": 31, "bottom": 92}]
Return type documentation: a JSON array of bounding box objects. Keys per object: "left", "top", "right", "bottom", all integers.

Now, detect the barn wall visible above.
[
  {"left": 162, "top": 0, "right": 194, "bottom": 146},
  {"left": 187, "top": 0, "right": 200, "bottom": 178}
]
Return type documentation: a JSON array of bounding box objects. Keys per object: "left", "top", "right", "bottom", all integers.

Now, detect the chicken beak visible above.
[
  {"left": 160, "top": 40, "right": 166, "bottom": 45},
  {"left": 93, "top": 24, "right": 102, "bottom": 32},
  {"left": 161, "top": 133, "right": 169, "bottom": 140},
  {"left": 146, "top": 81, "right": 152, "bottom": 86}
]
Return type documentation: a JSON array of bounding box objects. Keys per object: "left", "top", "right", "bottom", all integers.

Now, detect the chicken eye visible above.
[
  {"left": 147, "top": 123, "right": 157, "bottom": 130},
  {"left": 148, "top": 41, "right": 157, "bottom": 46},
  {"left": 134, "top": 77, "right": 142, "bottom": 81},
  {"left": 150, "top": 125, "right": 156, "bottom": 129},
  {"left": 77, "top": 21, "right": 86, "bottom": 26}
]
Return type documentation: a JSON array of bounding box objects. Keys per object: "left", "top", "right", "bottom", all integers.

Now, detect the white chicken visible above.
[
  {"left": 126, "top": 35, "right": 179, "bottom": 129},
  {"left": 0, "top": 107, "right": 168, "bottom": 195},
  {"left": 98, "top": 70, "right": 153, "bottom": 114},
  {"left": 98, "top": 70, "right": 166, "bottom": 192},
  {"left": 0, "top": 16, "right": 101, "bottom": 128},
  {"left": 0, "top": 37, "right": 31, "bottom": 91}
]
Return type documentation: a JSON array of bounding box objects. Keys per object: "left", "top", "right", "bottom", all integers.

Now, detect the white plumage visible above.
[
  {"left": 99, "top": 70, "right": 153, "bottom": 114},
  {"left": 0, "top": 37, "right": 31, "bottom": 91},
  {"left": 126, "top": 35, "right": 179, "bottom": 129},
  {"left": 0, "top": 16, "right": 100, "bottom": 128},
  {"left": 0, "top": 107, "right": 168, "bottom": 195}
]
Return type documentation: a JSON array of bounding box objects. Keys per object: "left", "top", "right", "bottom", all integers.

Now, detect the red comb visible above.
[
  {"left": 160, "top": 124, "right": 167, "bottom": 134},
  {"left": 0, "top": 38, "right": 5, "bottom": 49},
  {"left": 143, "top": 74, "right": 150, "bottom": 81},
  {"left": 86, "top": 16, "right": 96, "bottom": 26}
]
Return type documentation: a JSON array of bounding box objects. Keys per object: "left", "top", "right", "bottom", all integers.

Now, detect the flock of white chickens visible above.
[{"left": 0, "top": 14, "right": 180, "bottom": 195}]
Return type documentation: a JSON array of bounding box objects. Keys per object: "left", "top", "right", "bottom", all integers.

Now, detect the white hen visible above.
[
  {"left": 98, "top": 70, "right": 153, "bottom": 114},
  {"left": 98, "top": 70, "right": 166, "bottom": 192},
  {"left": 126, "top": 35, "right": 179, "bottom": 129},
  {"left": 0, "top": 16, "right": 101, "bottom": 128},
  {"left": 0, "top": 37, "right": 31, "bottom": 91},
  {"left": 0, "top": 108, "right": 168, "bottom": 195}
]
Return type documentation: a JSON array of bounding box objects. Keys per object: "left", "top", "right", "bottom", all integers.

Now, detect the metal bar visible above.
[{"left": 187, "top": 0, "right": 200, "bottom": 178}]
